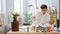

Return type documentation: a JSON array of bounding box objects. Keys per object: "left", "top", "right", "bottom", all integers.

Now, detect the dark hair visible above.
[{"left": 40, "top": 4, "right": 47, "bottom": 9}]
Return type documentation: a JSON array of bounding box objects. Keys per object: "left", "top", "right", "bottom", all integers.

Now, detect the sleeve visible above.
[
  {"left": 31, "top": 9, "right": 39, "bottom": 25},
  {"left": 46, "top": 14, "right": 50, "bottom": 22},
  {"left": 47, "top": 14, "right": 50, "bottom": 21},
  {"left": 46, "top": 14, "right": 51, "bottom": 27}
]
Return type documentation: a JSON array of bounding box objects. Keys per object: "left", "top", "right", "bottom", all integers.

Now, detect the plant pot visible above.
[
  {"left": 23, "top": 23, "right": 30, "bottom": 26},
  {"left": 12, "top": 18, "right": 19, "bottom": 31}
]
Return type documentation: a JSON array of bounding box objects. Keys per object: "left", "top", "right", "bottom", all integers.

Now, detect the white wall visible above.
[
  {"left": 37, "top": 0, "right": 59, "bottom": 10},
  {"left": 14, "top": 0, "right": 20, "bottom": 12}
]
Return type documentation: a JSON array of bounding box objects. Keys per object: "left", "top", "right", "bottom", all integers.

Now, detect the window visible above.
[
  {"left": 14, "top": 0, "right": 59, "bottom": 27},
  {"left": 0, "top": 0, "right": 1, "bottom": 12},
  {"left": 14, "top": 0, "right": 34, "bottom": 25},
  {"left": 14, "top": 0, "right": 23, "bottom": 17},
  {"left": 14, "top": 0, "right": 20, "bottom": 12}
]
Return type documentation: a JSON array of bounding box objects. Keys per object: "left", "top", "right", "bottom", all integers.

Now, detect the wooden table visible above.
[{"left": 7, "top": 31, "right": 60, "bottom": 34}]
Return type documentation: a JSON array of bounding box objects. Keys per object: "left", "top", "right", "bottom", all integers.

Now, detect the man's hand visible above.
[{"left": 32, "top": 16, "right": 36, "bottom": 21}]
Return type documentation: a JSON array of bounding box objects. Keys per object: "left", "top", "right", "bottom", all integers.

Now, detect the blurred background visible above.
[{"left": 0, "top": 0, "right": 60, "bottom": 34}]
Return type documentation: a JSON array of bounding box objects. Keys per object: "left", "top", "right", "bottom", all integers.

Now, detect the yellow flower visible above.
[{"left": 9, "top": 11, "right": 20, "bottom": 18}]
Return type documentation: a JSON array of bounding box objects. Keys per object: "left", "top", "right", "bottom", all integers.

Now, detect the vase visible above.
[{"left": 12, "top": 18, "right": 19, "bottom": 31}]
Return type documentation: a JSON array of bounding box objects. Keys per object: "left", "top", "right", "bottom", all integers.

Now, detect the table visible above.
[
  {"left": 7, "top": 31, "right": 60, "bottom": 34},
  {"left": 7, "top": 31, "right": 45, "bottom": 34}
]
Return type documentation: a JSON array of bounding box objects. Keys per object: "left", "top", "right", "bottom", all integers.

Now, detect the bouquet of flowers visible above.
[{"left": 10, "top": 11, "right": 20, "bottom": 19}]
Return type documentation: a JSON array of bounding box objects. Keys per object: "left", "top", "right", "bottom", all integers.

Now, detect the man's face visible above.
[{"left": 41, "top": 8, "right": 47, "bottom": 14}]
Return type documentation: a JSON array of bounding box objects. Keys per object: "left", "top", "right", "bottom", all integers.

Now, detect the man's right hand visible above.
[{"left": 32, "top": 16, "right": 36, "bottom": 21}]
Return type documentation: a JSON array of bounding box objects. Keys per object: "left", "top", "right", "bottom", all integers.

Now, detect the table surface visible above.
[
  {"left": 7, "top": 30, "right": 60, "bottom": 34},
  {"left": 7, "top": 26, "right": 60, "bottom": 34}
]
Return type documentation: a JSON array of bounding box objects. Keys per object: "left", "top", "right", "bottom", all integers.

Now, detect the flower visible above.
[{"left": 10, "top": 11, "right": 20, "bottom": 19}]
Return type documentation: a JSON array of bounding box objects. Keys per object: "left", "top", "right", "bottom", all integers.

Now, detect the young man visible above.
[{"left": 32, "top": 4, "right": 50, "bottom": 26}]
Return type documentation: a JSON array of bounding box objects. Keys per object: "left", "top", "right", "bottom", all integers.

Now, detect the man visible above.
[{"left": 32, "top": 4, "right": 50, "bottom": 26}]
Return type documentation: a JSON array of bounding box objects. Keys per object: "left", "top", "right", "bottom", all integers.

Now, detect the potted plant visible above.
[
  {"left": 23, "top": 12, "right": 32, "bottom": 25},
  {"left": 10, "top": 11, "right": 19, "bottom": 31}
]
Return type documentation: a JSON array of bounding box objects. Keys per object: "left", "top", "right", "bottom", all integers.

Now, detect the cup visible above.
[
  {"left": 47, "top": 27, "right": 52, "bottom": 32},
  {"left": 30, "top": 26, "right": 36, "bottom": 32}
]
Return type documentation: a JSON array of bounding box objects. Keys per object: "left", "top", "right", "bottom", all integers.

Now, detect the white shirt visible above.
[{"left": 32, "top": 11, "right": 50, "bottom": 26}]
